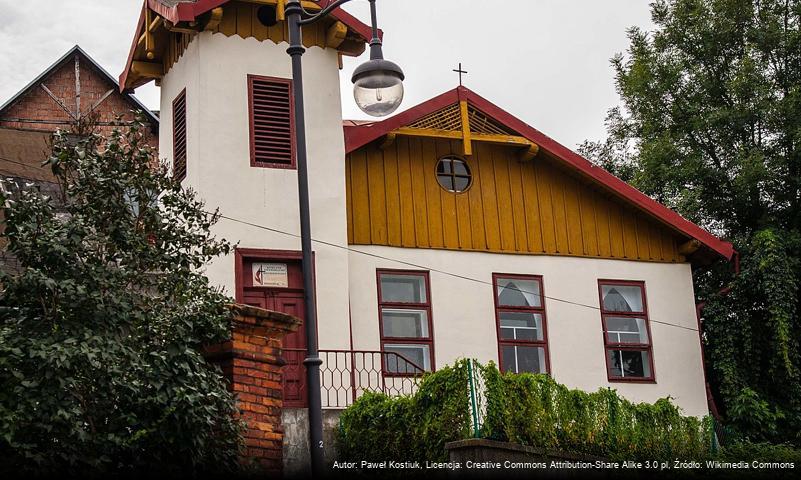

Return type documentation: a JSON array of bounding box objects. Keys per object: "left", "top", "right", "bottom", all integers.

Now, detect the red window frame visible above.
[
  {"left": 598, "top": 279, "right": 656, "bottom": 383},
  {"left": 376, "top": 269, "right": 435, "bottom": 376},
  {"left": 248, "top": 74, "right": 296, "bottom": 169},
  {"left": 172, "top": 89, "right": 187, "bottom": 181},
  {"left": 492, "top": 273, "right": 551, "bottom": 374}
]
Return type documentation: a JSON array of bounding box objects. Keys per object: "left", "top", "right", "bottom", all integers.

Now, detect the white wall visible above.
[
  {"left": 159, "top": 31, "right": 352, "bottom": 350},
  {"left": 347, "top": 246, "right": 709, "bottom": 417}
]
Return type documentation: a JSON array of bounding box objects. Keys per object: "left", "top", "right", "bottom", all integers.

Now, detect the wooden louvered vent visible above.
[
  {"left": 249, "top": 75, "right": 295, "bottom": 168},
  {"left": 172, "top": 89, "right": 187, "bottom": 181}
]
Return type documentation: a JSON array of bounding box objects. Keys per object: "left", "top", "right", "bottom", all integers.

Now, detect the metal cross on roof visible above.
[{"left": 453, "top": 62, "right": 468, "bottom": 86}]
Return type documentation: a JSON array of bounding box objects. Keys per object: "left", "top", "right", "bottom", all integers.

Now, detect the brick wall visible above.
[
  {"left": 0, "top": 53, "right": 157, "bottom": 145},
  {"left": 204, "top": 304, "right": 301, "bottom": 475}
]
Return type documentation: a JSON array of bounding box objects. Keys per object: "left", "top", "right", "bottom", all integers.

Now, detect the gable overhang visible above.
[
  {"left": 147, "top": 0, "right": 375, "bottom": 39},
  {"left": 120, "top": 0, "right": 378, "bottom": 91},
  {"left": 344, "top": 86, "right": 735, "bottom": 262},
  {"left": 0, "top": 45, "right": 159, "bottom": 128}
]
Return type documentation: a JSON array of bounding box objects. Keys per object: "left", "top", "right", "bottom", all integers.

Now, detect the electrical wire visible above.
[
  {"left": 0, "top": 173, "right": 703, "bottom": 334},
  {"left": 208, "top": 210, "right": 701, "bottom": 333},
  {"left": 0, "top": 154, "right": 48, "bottom": 172}
]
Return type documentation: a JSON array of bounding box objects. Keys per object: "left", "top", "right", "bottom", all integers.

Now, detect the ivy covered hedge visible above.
[
  {"left": 338, "top": 361, "right": 472, "bottom": 462},
  {"left": 480, "top": 363, "right": 710, "bottom": 460},
  {"left": 338, "top": 360, "right": 712, "bottom": 462}
]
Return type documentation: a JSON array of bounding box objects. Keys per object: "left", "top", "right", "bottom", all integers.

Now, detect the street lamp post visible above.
[{"left": 284, "top": 0, "right": 404, "bottom": 475}]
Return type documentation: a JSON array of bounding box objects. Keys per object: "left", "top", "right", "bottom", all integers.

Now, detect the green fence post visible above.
[
  {"left": 467, "top": 359, "right": 480, "bottom": 438},
  {"left": 710, "top": 416, "right": 720, "bottom": 454}
]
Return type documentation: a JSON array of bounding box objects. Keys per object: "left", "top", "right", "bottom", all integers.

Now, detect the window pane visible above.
[
  {"left": 380, "top": 274, "right": 427, "bottom": 303},
  {"left": 382, "top": 308, "right": 428, "bottom": 338},
  {"left": 605, "top": 316, "right": 648, "bottom": 344},
  {"left": 501, "top": 345, "right": 546, "bottom": 374},
  {"left": 499, "top": 312, "right": 543, "bottom": 341},
  {"left": 497, "top": 278, "right": 541, "bottom": 307},
  {"left": 452, "top": 160, "right": 469, "bottom": 176},
  {"left": 601, "top": 284, "right": 644, "bottom": 313},
  {"left": 454, "top": 176, "right": 470, "bottom": 191},
  {"left": 384, "top": 344, "right": 430, "bottom": 372},
  {"left": 607, "top": 349, "right": 651, "bottom": 378},
  {"left": 437, "top": 160, "right": 452, "bottom": 174},
  {"left": 501, "top": 345, "right": 517, "bottom": 373},
  {"left": 437, "top": 174, "right": 455, "bottom": 191}
]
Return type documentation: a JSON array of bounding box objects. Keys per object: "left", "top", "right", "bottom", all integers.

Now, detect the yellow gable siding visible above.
[
  {"left": 163, "top": 1, "right": 329, "bottom": 75},
  {"left": 209, "top": 1, "right": 328, "bottom": 47},
  {"left": 346, "top": 137, "right": 682, "bottom": 262}
]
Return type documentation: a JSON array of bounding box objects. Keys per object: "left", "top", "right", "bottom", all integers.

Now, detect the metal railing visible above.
[{"left": 281, "top": 348, "right": 425, "bottom": 408}]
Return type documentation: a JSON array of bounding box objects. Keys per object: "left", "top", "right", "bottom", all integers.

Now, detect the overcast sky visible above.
[{"left": 0, "top": 0, "right": 654, "bottom": 149}]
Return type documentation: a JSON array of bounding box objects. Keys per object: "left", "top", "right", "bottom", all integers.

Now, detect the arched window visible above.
[
  {"left": 493, "top": 274, "right": 549, "bottom": 374},
  {"left": 599, "top": 281, "right": 654, "bottom": 381}
]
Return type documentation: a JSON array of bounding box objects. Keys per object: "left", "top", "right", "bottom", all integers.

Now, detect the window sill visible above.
[
  {"left": 607, "top": 377, "right": 657, "bottom": 384},
  {"left": 251, "top": 161, "right": 297, "bottom": 170}
]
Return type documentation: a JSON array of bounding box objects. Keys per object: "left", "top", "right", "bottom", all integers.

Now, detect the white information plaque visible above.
[{"left": 252, "top": 262, "right": 289, "bottom": 288}]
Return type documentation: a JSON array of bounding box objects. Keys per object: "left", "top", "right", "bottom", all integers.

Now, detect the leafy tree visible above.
[
  {"left": 580, "top": 0, "right": 801, "bottom": 443},
  {"left": 0, "top": 119, "right": 243, "bottom": 475}
]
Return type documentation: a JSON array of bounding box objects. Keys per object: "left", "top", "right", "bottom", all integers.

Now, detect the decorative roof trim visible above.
[
  {"left": 148, "top": 0, "right": 375, "bottom": 41},
  {"left": 120, "top": 0, "right": 378, "bottom": 91},
  {"left": 343, "top": 86, "right": 735, "bottom": 261}
]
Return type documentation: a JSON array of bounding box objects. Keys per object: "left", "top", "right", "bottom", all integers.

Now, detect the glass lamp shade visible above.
[{"left": 352, "top": 58, "right": 405, "bottom": 117}]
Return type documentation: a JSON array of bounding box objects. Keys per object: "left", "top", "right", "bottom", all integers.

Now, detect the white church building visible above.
[{"left": 120, "top": 0, "right": 733, "bottom": 419}]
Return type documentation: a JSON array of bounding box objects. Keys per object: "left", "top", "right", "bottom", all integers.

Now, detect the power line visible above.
[
  {"left": 0, "top": 154, "right": 48, "bottom": 172},
  {"left": 209, "top": 211, "right": 700, "bottom": 334}
]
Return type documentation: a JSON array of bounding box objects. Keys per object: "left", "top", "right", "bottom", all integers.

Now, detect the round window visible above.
[{"left": 436, "top": 156, "right": 471, "bottom": 193}]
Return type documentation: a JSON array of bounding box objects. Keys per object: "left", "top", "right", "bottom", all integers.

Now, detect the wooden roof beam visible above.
[
  {"left": 678, "top": 239, "right": 702, "bottom": 256},
  {"left": 137, "top": 9, "right": 163, "bottom": 60},
  {"left": 164, "top": 20, "right": 201, "bottom": 34},
  {"left": 392, "top": 127, "right": 537, "bottom": 149},
  {"left": 518, "top": 143, "right": 540, "bottom": 162},
  {"left": 459, "top": 100, "right": 472, "bottom": 156},
  {"left": 131, "top": 61, "right": 164, "bottom": 79},
  {"left": 242, "top": 0, "right": 322, "bottom": 12},
  {"left": 326, "top": 21, "right": 348, "bottom": 48},
  {"left": 379, "top": 132, "right": 396, "bottom": 150},
  {"left": 204, "top": 7, "right": 225, "bottom": 31}
]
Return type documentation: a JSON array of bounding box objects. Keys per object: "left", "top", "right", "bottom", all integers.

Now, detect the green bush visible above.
[
  {"left": 338, "top": 361, "right": 472, "bottom": 462},
  {"left": 718, "top": 442, "right": 801, "bottom": 465},
  {"left": 0, "top": 120, "right": 242, "bottom": 476},
  {"left": 480, "top": 363, "right": 710, "bottom": 461},
  {"left": 338, "top": 359, "right": 713, "bottom": 462}
]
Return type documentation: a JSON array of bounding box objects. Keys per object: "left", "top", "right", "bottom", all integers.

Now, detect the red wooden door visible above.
[
  {"left": 273, "top": 291, "right": 306, "bottom": 406},
  {"left": 240, "top": 256, "right": 307, "bottom": 407}
]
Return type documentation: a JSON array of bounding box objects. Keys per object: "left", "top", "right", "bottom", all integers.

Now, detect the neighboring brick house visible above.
[
  {"left": 0, "top": 45, "right": 158, "bottom": 274},
  {"left": 0, "top": 45, "right": 159, "bottom": 136}
]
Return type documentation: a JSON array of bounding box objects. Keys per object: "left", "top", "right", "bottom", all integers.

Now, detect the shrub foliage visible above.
[
  {"left": 338, "top": 360, "right": 713, "bottom": 462},
  {"left": 338, "top": 361, "right": 472, "bottom": 462},
  {"left": 0, "top": 121, "right": 242, "bottom": 475},
  {"left": 480, "top": 364, "right": 710, "bottom": 461}
]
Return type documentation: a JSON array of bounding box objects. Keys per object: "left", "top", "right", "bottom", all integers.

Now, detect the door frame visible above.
[
  {"left": 233, "top": 246, "right": 319, "bottom": 344},
  {"left": 235, "top": 248, "right": 313, "bottom": 302},
  {"left": 234, "top": 247, "right": 318, "bottom": 408}
]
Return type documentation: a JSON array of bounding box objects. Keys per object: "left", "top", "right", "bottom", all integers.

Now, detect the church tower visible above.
[{"left": 120, "top": 0, "right": 374, "bottom": 400}]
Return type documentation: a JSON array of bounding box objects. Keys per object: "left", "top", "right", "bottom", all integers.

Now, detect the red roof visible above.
[{"left": 344, "top": 86, "right": 735, "bottom": 261}]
